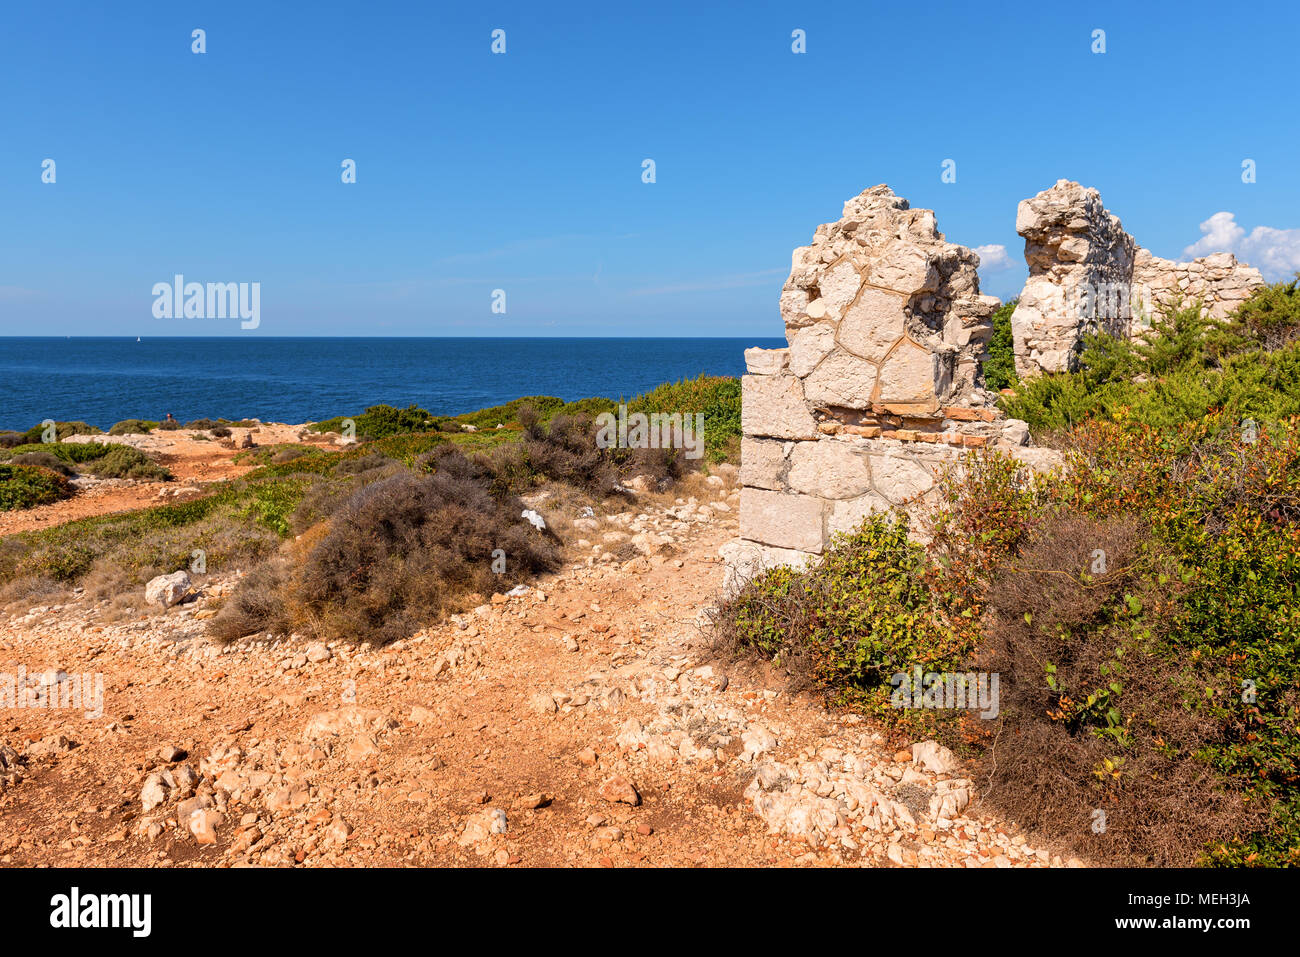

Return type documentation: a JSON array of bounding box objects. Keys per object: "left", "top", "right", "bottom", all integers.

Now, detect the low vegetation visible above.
[
  {"left": 1001, "top": 280, "right": 1300, "bottom": 435},
  {"left": 0, "top": 440, "right": 172, "bottom": 486},
  {"left": 982, "top": 298, "right": 1019, "bottom": 392},
  {"left": 1, "top": 373, "right": 742, "bottom": 646},
  {"left": 310, "top": 374, "right": 742, "bottom": 463},
  {"left": 0, "top": 464, "right": 74, "bottom": 511},
  {"left": 718, "top": 280, "right": 1300, "bottom": 867},
  {"left": 107, "top": 419, "right": 157, "bottom": 435}
]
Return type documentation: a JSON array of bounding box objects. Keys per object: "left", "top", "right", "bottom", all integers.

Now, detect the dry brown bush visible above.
[
  {"left": 974, "top": 513, "right": 1257, "bottom": 865},
  {"left": 210, "top": 447, "right": 560, "bottom": 645},
  {"left": 207, "top": 556, "right": 292, "bottom": 642}
]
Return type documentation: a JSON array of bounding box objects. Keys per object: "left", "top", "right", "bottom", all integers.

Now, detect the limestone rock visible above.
[
  {"left": 739, "top": 437, "right": 788, "bottom": 491},
  {"left": 912, "top": 740, "right": 959, "bottom": 774},
  {"left": 718, "top": 539, "right": 818, "bottom": 595},
  {"left": 145, "top": 571, "right": 192, "bottom": 608},
  {"left": 598, "top": 775, "right": 641, "bottom": 806},
  {"left": 302, "top": 706, "right": 396, "bottom": 742},
  {"left": 803, "top": 351, "right": 879, "bottom": 409}
]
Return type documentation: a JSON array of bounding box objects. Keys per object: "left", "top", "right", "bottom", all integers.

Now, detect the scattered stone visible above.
[
  {"left": 305, "top": 642, "right": 332, "bottom": 663},
  {"left": 598, "top": 775, "right": 641, "bottom": 807},
  {"left": 145, "top": 571, "right": 192, "bottom": 608},
  {"left": 140, "top": 773, "right": 169, "bottom": 812},
  {"left": 158, "top": 744, "right": 187, "bottom": 763},
  {"left": 912, "top": 740, "right": 959, "bottom": 774}
]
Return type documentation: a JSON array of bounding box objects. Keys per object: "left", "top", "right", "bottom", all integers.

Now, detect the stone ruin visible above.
[
  {"left": 723, "top": 180, "right": 1266, "bottom": 588},
  {"left": 1011, "top": 179, "right": 1264, "bottom": 377},
  {"left": 721, "top": 186, "right": 1050, "bottom": 587}
]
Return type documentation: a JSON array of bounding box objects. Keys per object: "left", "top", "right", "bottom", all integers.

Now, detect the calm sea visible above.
[{"left": 0, "top": 337, "right": 785, "bottom": 430}]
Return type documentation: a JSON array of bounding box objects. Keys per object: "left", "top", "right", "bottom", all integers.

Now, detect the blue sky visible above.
[{"left": 2, "top": 0, "right": 1297, "bottom": 337}]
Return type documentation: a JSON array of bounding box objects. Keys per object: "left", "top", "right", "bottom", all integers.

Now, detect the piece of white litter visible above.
[{"left": 521, "top": 509, "right": 547, "bottom": 531}]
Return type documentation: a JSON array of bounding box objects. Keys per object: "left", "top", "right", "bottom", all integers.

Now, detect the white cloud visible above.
[
  {"left": 972, "top": 244, "right": 1012, "bottom": 272},
  {"left": 1183, "top": 212, "right": 1300, "bottom": 281}
]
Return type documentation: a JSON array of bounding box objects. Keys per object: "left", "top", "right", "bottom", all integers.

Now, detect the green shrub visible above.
[
  {"left": 982, "top": 298, "right": 1019, "bottom": 392},
  {"left": 719, "top": 512, "right": 959, "bottom": 722},
  {"left": 0, "top": 440, "right": 171, "bottom": 481},
  {"left": 1226, "top": 273, "right": 1300, "bottom": 351},
  {"left": 626, "top": 375, "right": 741, "bottom": 464},
  {"left": 82, "top": 445, "right": 172, "bottom": 481},
  {"left": 108, "top": 419, "right": 156, "bottom": 436},
  {"left": 452, "top": 396, "right": 567, "bottom": 432},
  {"left": 238, "top": 478, "right": 311, "bottom": 536},
  {"left": 311, "top": 404, "right": 435, "bottom": 439},
  {"left": 1003, "top": 284, "right": 1300, "bottom": 436},
  {"left": 6, "top": 451, "right": 75, "bottom": 476},
  {"left": 360, "top": 432, "right": 447, "bottom": 466},
  {"left": 18, "top": 421, "right": 101, "bottom": 443},
  {"left": 717, "top": 414, "right": 1300, "bottom": 866},
  {"left": 0, "top": 464, "right": 74, "bottom": 510},
  {"left": 0, "top": 441, "right": 113, "bottom": 465}
]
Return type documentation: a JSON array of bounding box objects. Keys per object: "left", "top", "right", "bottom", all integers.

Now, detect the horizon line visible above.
[{"left": 0, "top": 334, "right": 787, "bottom": 341}]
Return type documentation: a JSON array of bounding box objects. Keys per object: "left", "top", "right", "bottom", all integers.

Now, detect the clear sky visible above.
[{"left": 2, "top": 0, "right": 1297, "bottom": 337}]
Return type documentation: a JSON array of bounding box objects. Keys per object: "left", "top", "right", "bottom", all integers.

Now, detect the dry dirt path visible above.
[{"left": 0, "top": 483, "right": 1078, "bottom": 869}]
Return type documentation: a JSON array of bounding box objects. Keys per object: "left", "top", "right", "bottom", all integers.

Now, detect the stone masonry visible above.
[
  {"left": 722, "top": 186, "right": 1051, "bottom": 590},
  {"left": 1011, "top": 180, "right": 1264, "bottom": 378}
]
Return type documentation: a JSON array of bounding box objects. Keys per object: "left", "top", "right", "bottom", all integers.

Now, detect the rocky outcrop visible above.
[
  {"left": 725, "top": 187, "right": 1051, "bottom": 587},
  {"left": 1011, "top": 180, "right": 1264, "bottom": 377}
]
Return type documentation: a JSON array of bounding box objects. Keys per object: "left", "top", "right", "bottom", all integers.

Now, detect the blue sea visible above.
[{"left": 0, "top": 337, "right": 785, "bottom": 430}]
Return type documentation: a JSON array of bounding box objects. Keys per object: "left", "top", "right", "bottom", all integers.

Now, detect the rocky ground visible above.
[{"left": 0, "top": 467, "right": 1083, "bottom": 868}]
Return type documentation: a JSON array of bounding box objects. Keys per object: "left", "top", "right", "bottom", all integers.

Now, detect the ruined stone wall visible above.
[
  {"left": 1011, "top": 180, "right": 1264, "bottom": 378},
  {"left": 723, "top": 187, "right": 1050, "bottom": 589}
]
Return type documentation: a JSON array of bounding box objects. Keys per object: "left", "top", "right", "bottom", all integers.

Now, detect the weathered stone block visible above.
[
  {"left": 876, "top": 339, "right": 937, "bottom": 408},
  {"left": 867, "top": 242, "right": 940, "bottom": 294},
  {"left": 739, "top": 488, "right": 825, "bottom": 553},
  {"left": 837, "top": 286, "right": 908, "bottom": 361},
  {"left": 788, "top": 322, "right": 837, "bottom": 378},
  {"left": 816, "top": 258, "right": 863, "bottom": 320},
  {"left": 741, "top": 374, "right": 818, "bottom": 440},
  {"left": 740, "top": 437, "right": 788, "bottom": 491},
  {"left": 744, "top": 347, "right": 789, "bottom": 375},
  {"left": 802, "top": 352, "right": 878, "bottom": 409},
  {"left": 868, "top": 452, "right": 937, "bottom": 505},
  {"left": 786, "top": 439, "right": 873, "bottom": 499},
  {"left": 719, "top": 539, "right": 818, "bottom": 596},
  {"left": 827, "top": 492, "right": 890, "bottom": 537}
]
